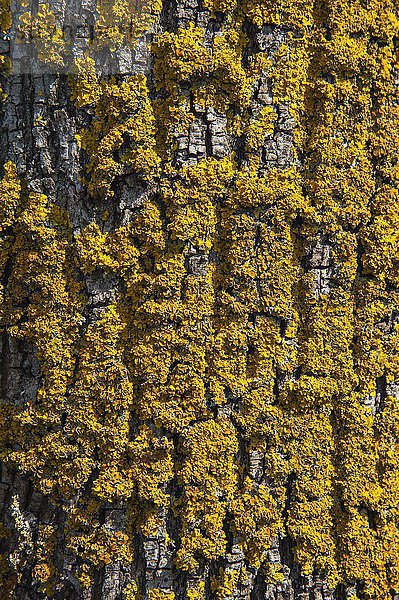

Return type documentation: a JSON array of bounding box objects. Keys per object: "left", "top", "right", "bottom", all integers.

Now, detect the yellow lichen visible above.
[
  {"left": 18, "top": 4, "right": 67, "bottom": 67},
  {"left": 210, "top": 568, "right": 240, "bottom": 599},
  {"left": 95, "top": 0, "right": 162, "bottom": 50},
  {"left": 69, "top": 54, "right": 101, "bottom": 108},
  {"left": 0, "top": 0, "right": 11, "bottom": 33},
  {"left": 148, "top": 589, "right": 175, "bottom": 600},
  {"left": 76, "top": 75, "right": 160, "bottom": 199},
  {"left": 175, "top": 418, "right": 239, "bottom": 571}
]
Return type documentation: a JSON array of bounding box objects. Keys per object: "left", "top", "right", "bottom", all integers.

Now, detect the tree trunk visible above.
[{"left": 1, "top": 0, "right": 399, "bottom": 599}]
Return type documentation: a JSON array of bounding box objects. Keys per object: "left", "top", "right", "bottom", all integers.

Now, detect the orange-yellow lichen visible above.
[
  {"left": 95, "top": 0, "right": 163, "bottom": 50},
  {"left": 175, "top": 418, "right": 239, "bottom": 571},
  {"left": 0, "top": 0, "right": 10, "bottom": 33},
  {"left": 148, "top": 589, "right": 175, "bottom": 600},
  {"left": 18, "top": 4, "right": 68, "bottom": 67},
  {"left": 75, "top": 75, "right": 160, "bottom": 199}
]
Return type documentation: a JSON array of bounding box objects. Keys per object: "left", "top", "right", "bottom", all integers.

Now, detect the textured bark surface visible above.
[{"left": 1, "top": 1, "right": 399, "bottom": 599}]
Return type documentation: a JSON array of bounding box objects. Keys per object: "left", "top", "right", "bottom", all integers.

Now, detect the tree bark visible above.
[{"left": 1, "top": 1, "right": 399, "bottom": 599}]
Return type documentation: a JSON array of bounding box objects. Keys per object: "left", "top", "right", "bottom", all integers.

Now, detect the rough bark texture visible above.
[{"left": 1, "top": 0, "right": 399, "bottom": 599}]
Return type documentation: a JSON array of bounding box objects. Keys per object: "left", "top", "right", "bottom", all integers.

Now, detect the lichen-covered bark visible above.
[{"left": 1, "top": 1, "right": 399, "bottom": 599}]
